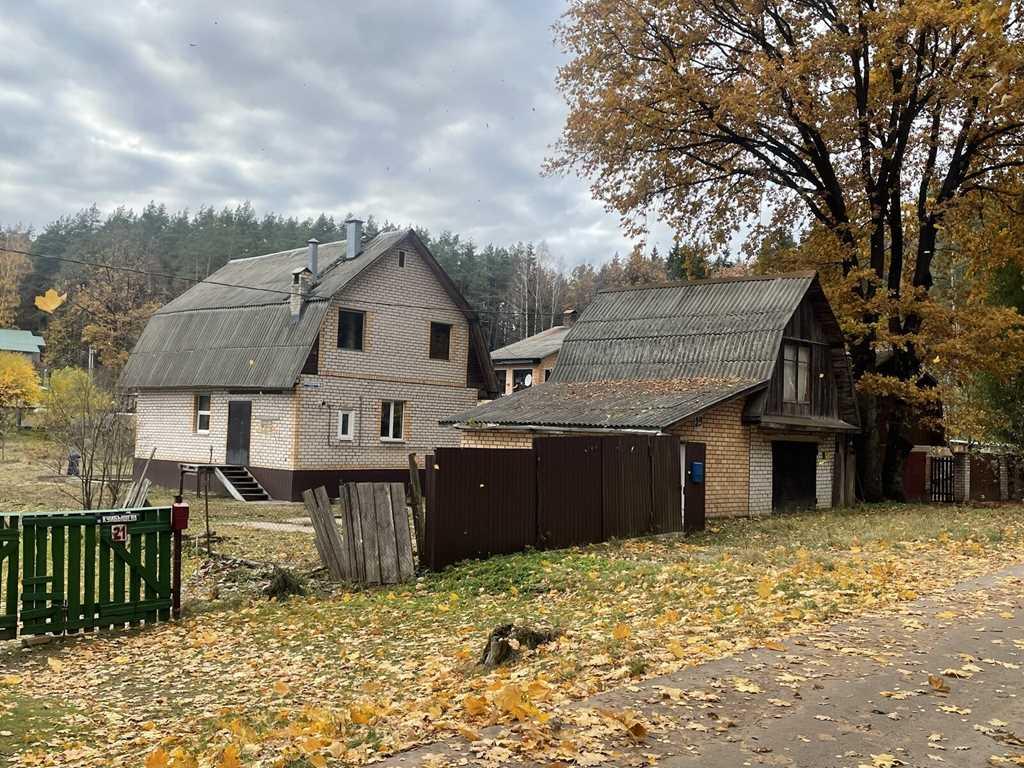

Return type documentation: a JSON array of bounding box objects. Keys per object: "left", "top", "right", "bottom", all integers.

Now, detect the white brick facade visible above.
[
  {"left": 135, "top": 390, "right": 297, "bottom": 468},
  {"left": 134, "top": 243, "right": 479, "bottom": 473}
]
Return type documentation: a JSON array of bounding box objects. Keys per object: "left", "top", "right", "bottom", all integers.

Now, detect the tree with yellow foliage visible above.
[
  {"left": 0, "top": 351, "right": 42, "bottom": 459},
  {"left": 552, "top": 0, "right": 1024, "bottom": 498}
]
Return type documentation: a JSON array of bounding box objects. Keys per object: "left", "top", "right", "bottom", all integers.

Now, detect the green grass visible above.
[{"left": 0, "top": 691, "right": 81, "bottom": 767}]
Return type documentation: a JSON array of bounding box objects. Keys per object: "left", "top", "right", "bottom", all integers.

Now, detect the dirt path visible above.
[{"left": 381, "top": 563, "right": 1024, "bottom": 767}]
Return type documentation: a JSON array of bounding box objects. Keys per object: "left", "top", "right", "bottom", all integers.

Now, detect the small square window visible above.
[
  {"left": 380, "top": 400, "right": 404, "bottom": 441},
  {"left": 195, "top": 394, "right": 211, "bottom": 433},
  {"left": 336, "top": 410, "right": 355, "bottom": 441},
  {"left": 338, "top": 309, "right": 364, "bottom": 351},
  {"left": 429, "top": 322, "right": 451, "bottom": 360}
]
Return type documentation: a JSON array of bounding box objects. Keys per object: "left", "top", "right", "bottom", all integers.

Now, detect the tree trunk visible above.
[
  {"left": 856, "top": 392, "right": 884, "bottom": 501},
  {"left": 881, "top": 399, "right": 914, "bottom": 500}
]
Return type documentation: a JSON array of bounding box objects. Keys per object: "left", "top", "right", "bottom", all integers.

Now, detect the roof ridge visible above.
[
  {"left": 596, "top": 271, "right": 816, "bottom": 294},
  {"left": 228, "top": 239, "right": 347, "bottom": 263}
]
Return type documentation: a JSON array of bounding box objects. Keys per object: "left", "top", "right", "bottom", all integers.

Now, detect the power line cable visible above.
[{"left": 6, "top": 245, "right": 558, "bottom": 318}]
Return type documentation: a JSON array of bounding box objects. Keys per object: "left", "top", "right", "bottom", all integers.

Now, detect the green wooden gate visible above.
[{"left": 0, "top": 507, "right": 175, "bottom": 638}]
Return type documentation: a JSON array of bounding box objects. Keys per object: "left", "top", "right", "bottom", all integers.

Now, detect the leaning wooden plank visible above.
[
  {"left": 342, "top": 484, "right": 365, "bottom": 583},
  {"left": 314, "top": 486, "right": 350, "bottom": 580},
  {"left": 302, "top": 488, "right": 333, "bottom": 573},
  {"left": 373, "top": 483, "right": 400, "bottom": 584},
  {"left": 303, "top": 488, "right": 345, "bottom": 580},
  {"left": 408, "top": 453, "right": 425, "bottom": 556},
  {"left": 389, "top": 482, "right": 415, "bottom": 581},
  {"left": 355, "top": 483, "right": 382, "bottom": 585}
]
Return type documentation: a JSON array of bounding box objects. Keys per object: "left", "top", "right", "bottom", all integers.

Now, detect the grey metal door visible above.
[{"left": 226, "top": 401, "right": 251, "bottom": 465}]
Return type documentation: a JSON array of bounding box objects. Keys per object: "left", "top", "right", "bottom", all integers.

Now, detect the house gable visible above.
[{"left": 743, "top": 278, "right": 859, "bottom": 430}]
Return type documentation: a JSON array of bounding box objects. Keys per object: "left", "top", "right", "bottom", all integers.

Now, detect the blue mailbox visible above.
[{"left": 690, "top": 460, "right": 705, "bottom": 483}]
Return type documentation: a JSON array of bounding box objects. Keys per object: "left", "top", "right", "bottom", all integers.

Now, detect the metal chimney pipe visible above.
[
  {"left": 307, "top": 238, "right": 319, "bottom": 277},
  {"left": 345, "top": 218, "right": 363, "bottom": 260}
]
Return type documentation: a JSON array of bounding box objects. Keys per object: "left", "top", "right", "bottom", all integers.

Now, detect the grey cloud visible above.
[{"left": 0, "top": 1, "right": 672, "bottom": 264}]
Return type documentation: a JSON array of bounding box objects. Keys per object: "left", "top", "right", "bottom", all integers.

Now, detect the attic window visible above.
[
  {"left": 783, "top": 342, "right": 811, "bottom": 404},
  {"left": 429, "top": 322, "right": 451, "bottom": 360},
  {"left": 338, "top": 310, "right": 364, "bottom": 351},
  {"left": 398, "top": 250, "right": 407, "bottom": 268}
]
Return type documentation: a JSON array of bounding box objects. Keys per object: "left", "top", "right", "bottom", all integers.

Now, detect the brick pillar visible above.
[
  {"left": 748, "top": 431, "right": 772, "bottom": 516},
  {"left": 953, "top": 452, "right": 970, "bottom": 503},
  {"left": 999, "top": 455, "right": 1009, "bottom": 501}
]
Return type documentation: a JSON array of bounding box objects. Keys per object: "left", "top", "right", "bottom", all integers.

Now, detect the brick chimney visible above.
[
  {"left": 562, "top": 308, "right": 578, "bottom": 326},
  {"left": 290, "top": 266, "right": 312, "bottom": 318}
]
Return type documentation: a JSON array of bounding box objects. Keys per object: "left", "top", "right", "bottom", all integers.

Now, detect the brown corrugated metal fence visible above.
[{"left": 423, "top": 435, "right": 689, "bottom": 570}]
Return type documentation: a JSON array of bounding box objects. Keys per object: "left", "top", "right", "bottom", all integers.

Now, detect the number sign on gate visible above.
[{"left": 110, "top": 524, "right": 128, "bottom": 543}]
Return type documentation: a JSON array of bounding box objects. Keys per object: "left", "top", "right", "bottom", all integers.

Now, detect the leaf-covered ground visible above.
[{"left": 1, "top": 434, "right": 1023, "bottom": 767}]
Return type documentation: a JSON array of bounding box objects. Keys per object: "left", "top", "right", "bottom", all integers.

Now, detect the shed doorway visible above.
[
  {"left": 226, "top": 400, "right": 252, "bottom": 465},
  {"left": 772, "top": 441, "right": 817, "bottom": 511}
]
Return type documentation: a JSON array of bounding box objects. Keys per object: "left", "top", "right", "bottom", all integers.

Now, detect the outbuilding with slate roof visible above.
[
  {"left": 121, "top": 220, "right": 497, "bottom": 501},
  {"left": 445, "top": 272, "right": 859, "bottom": 517}
]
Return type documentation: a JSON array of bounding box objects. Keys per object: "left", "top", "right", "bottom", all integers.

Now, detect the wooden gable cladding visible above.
[{"left": 763, "top": 293, "right": 841, "bottom": 419}]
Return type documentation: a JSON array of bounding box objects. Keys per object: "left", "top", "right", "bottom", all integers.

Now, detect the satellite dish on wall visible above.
[{"left": 524, "top": 373, "right": 533, "bottom": 387}]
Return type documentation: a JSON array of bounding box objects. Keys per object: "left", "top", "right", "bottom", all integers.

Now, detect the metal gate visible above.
[
  {"left": 930, "top": 456, "right": 954, "bottom": 502},
  {"left": 0, "top": 507, "right": 182, "bottom": 639}
]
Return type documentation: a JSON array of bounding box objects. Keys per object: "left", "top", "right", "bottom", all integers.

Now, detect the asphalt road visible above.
[{"left": 382, "top": 563, "right": 1024, "bottom": 768}]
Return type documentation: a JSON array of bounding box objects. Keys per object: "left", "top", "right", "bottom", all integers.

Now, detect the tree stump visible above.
[{"left": 480, "top": 623, "right": 559, "bottom": 667}]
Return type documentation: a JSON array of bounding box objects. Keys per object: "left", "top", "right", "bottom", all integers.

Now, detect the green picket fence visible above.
[{"left": 0, "top": 507, "right": 176, "bottom": 639}]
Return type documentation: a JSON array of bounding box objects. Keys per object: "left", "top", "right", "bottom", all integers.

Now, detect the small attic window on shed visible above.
[
  {"left": 398, "top": 250, "right": 407, "bottom": 267},
  {"left": 783, "top": 342, "right": 811, "bottom": 404}
]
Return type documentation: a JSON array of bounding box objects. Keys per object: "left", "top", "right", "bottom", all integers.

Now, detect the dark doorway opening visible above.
[
  {"left": 772, "top": 441, "right": 817, "bottom": 511},
  {"left": 226, "top": 400, "right": 252, "bottom": 465}
]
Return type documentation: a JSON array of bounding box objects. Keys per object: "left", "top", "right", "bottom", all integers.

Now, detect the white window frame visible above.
[
  {"left": 336, "top": 410, "right": 356, "bottom": 442},
  {"left": 380, "top": 400, "right": 404, "bottom": 442},
  {"left": 195, "top": 394, "right": 211, "bottom": 434}
]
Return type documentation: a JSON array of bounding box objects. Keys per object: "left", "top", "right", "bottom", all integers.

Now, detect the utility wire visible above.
[{"left": 6, "top": 245, "right": 557, "bottom": 318}]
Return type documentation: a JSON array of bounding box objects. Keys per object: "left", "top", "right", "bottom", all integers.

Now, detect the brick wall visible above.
[
  {"left": 815, "top": 437, "right": 835, "bottom": 508},
  {"left": 316, "top": 246, "right": 469, "bottom": 387},
  {"left": 135, "top": 390, "right": 297, "bottom": 469},
  {"left": 670, "top": 399, "right": 750, "bottom": 518},
  {"left": 748, "top": 430, "right": 773, "bottom": 516},
  {"left": 458, "top": 429, "right": 535, "bottom": 449},
  {"left": 954, "top": 452, "right": 970, "bottom": 502},
  {"left": 294, "top": 243, "right": 479, "bottom": 469}
]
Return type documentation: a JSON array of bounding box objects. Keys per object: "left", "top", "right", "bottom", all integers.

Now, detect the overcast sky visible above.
[{"left": 0, "top": 1, "right": 673, "bottom": 266}]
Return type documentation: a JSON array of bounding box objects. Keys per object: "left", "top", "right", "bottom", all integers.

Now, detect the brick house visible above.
[
  {"left": 445, "top": 273, "right": 860, "bottom": 517},
  {"left": 491, "top": 310, "right": 575, "bottom": 395},
  {"left": 120, "top": 221, "right": 497, "bottom": 500}
]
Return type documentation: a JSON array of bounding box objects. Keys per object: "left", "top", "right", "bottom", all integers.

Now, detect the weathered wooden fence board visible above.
[
  {"left": 304, "top": 483, "right": 415, "bottom": 586},
  {"left": 390, "top": 483, "right": 416, "bottom": 581}
]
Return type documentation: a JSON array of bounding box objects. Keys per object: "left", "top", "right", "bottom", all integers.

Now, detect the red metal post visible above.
[{"left": 171, "top": 496, "right": 190, "bottom": 619}]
